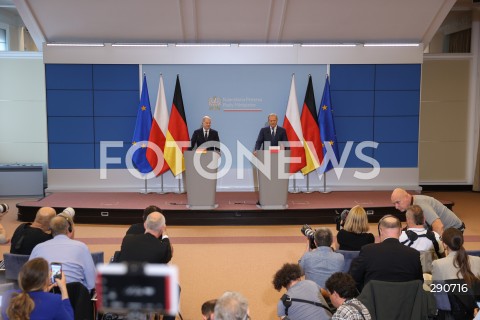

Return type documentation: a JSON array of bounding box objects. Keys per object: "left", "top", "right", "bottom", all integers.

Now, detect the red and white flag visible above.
[
  {"left": 147, "top": 75, "right": 170, "bottom": 176},
  {"left": 283, "top": 74, "right": 307, "bottom": 173}
]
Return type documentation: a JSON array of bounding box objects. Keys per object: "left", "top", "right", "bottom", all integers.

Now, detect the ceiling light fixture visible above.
[
  {"left": 301, "top": 44, "right": 357, "bottom": 47},
  {"left": 363, "top": 43, "right": 420, "bottom": 47},
  {"left": 175, "top": 44, "right": 231, "bottom": 47},
  {"left": 46, "top": 43, "right": 105, "bottom": 47},
  {"left": 111, "top": 43, "right": 168, "bottom": 47},
  {"left": 238, "top": 44, "right": 294, "bottom": 47}
]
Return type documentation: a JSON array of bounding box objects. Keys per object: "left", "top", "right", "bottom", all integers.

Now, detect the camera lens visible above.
[{"left": 0, "top": 203, "right": 8, "bottom": 214}]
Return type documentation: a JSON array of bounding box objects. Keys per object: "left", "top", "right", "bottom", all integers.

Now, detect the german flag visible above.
[
  {"left": 164, "top": 75, "right": 190, "bottom": 176},
  {"left": 300, "top": 75, "right": 324, "bottom": 174}
]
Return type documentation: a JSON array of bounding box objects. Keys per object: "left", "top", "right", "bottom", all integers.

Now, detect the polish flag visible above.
[{"left": 283, "top": 74, "right": 307, "bottom": 173}]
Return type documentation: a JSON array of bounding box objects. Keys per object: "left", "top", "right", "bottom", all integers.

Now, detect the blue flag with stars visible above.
[
  {"left": 132, "top": 74, "right": 153, "bottom": 173},
  {"left": 318, "top": 75, "right": 339, "bottom": 173}
]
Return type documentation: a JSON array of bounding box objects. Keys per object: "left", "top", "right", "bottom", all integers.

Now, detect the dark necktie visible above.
[
  {"left": 204, "top": 131, "right": 208, "bottom": 140},
  {"left": 271, "top": 128, "right": 275, "bottom": 143}
]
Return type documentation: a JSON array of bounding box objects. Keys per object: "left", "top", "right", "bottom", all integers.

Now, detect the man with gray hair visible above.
[
  {"left": 189, "top": 115, "right": 220, "bottom": 152},
  {"left": 29, "top": 214, "right": 96, "bottom": 290},
  {"left": 299, "top": 227, "right": 345, "bottom": 289},
  {"left": 214, "top": 291, "right": 249, "bottom": 320},
  {"left": 117, "top": 211, "right": 173, "bottom": 263}
]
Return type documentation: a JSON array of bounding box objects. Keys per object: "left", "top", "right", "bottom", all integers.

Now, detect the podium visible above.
[
  {"left": 256, "top": 150, "right": 290, "bottom": 209},
  {"left": 184, "top": 150, "right": 219, "bottom": 210}
]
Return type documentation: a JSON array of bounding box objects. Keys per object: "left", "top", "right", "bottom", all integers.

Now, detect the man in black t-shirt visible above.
[{"left": 10, "top": 207, "right": 56, "bottom": 255}]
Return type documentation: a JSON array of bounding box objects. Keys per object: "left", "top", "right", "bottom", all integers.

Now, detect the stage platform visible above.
[{"left": 16, "top": 191, "right": 454, "bottom": 226}]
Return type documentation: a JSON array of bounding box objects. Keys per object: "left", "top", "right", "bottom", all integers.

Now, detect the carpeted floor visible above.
[{"left": 0, "top": 190, "right": 479, "bottom": 319}]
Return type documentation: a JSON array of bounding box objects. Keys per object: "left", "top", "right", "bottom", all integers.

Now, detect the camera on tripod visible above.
[
  {"left": 300, "top": 224, "right": 317, "bottom": 250},
  {"left": 334, "top": 209, "right": 349, "bottom": 231}
]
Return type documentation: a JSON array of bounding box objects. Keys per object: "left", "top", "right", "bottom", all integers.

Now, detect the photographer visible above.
[
  {"left": 299, "top": 227, "right": 344, "bottom": 289},
  {"left": 325, "top": 272, "right": 371, "bottom": 320},
  {"left": 336, "top": 206, "right": 375, "bottom": 251},
  {"left": 273, "top": 263, "right": 332, "bottom": 320}
]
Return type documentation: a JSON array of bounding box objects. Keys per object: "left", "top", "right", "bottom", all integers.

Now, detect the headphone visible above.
[
  {"left": 58, "top": 213, "right": 73, "bottom": 233},
  {"left": 377, "top": 214, "right": 400, "bottom": 236}
]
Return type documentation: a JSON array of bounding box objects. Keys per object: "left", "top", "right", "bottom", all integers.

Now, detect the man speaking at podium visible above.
[
  {"left": 254, "top": 113, "right": 288, "bottom": 155},
  {"left": 189, "top": 115, "right": 220, "bottom": 152}
]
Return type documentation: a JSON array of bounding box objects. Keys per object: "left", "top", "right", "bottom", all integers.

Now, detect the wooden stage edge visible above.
[{"left": 16, "top": 191, "right": 453, "bottom": 226}]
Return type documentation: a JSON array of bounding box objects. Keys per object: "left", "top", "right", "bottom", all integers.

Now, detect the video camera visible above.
[
  {"left": 300, "top": 224, "right": 317, "bottom": 250},
  {"left": 96, "top": 262, "right": 179, "bottom": 316},
  {"left": 334, "top": 209, "right": 349, "bottom": 231}
]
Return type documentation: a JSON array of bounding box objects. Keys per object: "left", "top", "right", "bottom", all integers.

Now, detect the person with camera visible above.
[
  {"left": 325, "top": 272, "right": 372, "bottom": 320},
  {"left": 336, "top": 206, "right": 375, "bottom": 251},
  {"left": 273, "top": 263, "right": 332, "bottom": 320},
  {"left": 299, "top": 227, "right": 345, "bottom": 289},
  {"left": 1, "top": 257, "right": 73, "bottom": 320}
]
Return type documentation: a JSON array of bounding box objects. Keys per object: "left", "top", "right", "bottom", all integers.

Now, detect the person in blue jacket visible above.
[{"left": 1, "top": 257, "right": 73, "bottom": 320}]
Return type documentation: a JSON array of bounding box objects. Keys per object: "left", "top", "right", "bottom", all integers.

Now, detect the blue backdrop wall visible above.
[{"left": 45, "top": 63, "right": 420, "bottom": 171}]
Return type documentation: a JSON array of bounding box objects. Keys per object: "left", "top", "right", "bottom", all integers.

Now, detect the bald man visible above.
[
  {"left": 391, "top": 188, "right": 464, "bottom": 235},
  {"left": 10, "top": 207, "right": 56, "bottom": 254},
  {"left": 117, "top": 211, "right": 173, "bottom": 263},
  {"left": 349, "top": 215, "right": 423, "bottom": 291}
]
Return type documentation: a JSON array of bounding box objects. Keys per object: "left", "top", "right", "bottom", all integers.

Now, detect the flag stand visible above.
[
  {"left": 290, "top": 176, "right": 300, "bottom": 194},
  {"left": 140, "top": 177, "right": 148, "bottom": 194},
  {"left": 158, "top": 175, "right": 167, "bottom": 194},
  {"left": 304, "top": 173, "right": 313, "bottom": 193},
  {"left": 320, "top": 172, "right": 331, "bottom": 194}
]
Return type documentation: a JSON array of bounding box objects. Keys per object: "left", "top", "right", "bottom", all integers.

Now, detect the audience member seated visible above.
[
  {"left": 1, "top": 257, "right": 73, "bottom": 320},
  {"left": 325, "top": 272, "right": 372, "bottom": 320},
  {"left": 202, "top": 299, "right": 217, "bottom": 320},
  {"left": 29, "top": 215, "right": 96, "bottom": 291},
  {"left": 349, "top": 215, "right": 423, "bottom": 291},
  {"left": 400, "top": 205, "right": 445, "bottom": 273},
  {"left": 273, "top": 263, "right": 332, "bottom": 320},
  {"left": 432, "top": 228, "right": 480, "bottom": 319},
  {"left": 117, "top": 211, "right": 172, "bottom": 263},
  {"left": 125, "top": 205, "right": 161, "bottom": 236},
  {"left": 214, "top": 291, "right": 249, "bottom": 320},
  {"left": 336, "top": 205, "right": 375, "bottom": 251},
  {"left": 10, "top": 207, "right": 56, "bottom": 255},
  {"left": 117, "top": 211, "right": 175, "bottom": 320},
  {"left": 299, "top": 227, "right": 344, "bottom": 289}
]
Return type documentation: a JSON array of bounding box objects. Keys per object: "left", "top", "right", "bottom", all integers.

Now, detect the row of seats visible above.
[{"left": 2, "top": 251, "right": 104, "bottom": 282}]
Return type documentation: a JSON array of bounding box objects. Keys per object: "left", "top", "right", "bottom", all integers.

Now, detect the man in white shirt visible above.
[{"left": 399, "top": 205, "right": 445, "bottom": 272}]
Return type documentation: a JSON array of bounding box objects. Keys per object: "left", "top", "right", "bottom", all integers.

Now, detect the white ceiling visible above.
[{"left": 10, "top": 0, "right": 468, "bottom": 50}]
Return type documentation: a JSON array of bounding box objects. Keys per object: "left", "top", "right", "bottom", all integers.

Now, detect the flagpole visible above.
[
  {"left": 304, "top": 173, "right": 313, "bottom": 194},
  {"left": 141, "top": 177, "right": 148, "bottom": 194},
  {"left": 321, "top": 171, "right": 331, "bottom": 194},
  {"left": 290, "top": 176, "right": 300, "bottom": 193}
]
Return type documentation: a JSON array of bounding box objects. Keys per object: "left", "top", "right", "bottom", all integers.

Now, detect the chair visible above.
[
  {"left": 91, "top": 251, "right": 104, "bottom": 266},
  {"left": 358, "top": 280, "right": 437, "bottom": 320},
  {"left": 466, "top": 250, "right": 480, "bottom": 257},
  {"left": 336, "top": 250, "right": 360, "bottom": 273},
  {"left": 433, "top": 279, "right": 479, "bottom": 320},
  {"left": 3, "top": 253, "right": 30, "bottom": 281}
]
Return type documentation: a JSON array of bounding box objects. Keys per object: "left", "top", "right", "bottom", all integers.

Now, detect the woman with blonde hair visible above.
[
  {"left": 336, "top": 205, "right": 375, "bottom": 251},
  {"left": 1, "top": 257, "right": 73, "bottom": 320}
]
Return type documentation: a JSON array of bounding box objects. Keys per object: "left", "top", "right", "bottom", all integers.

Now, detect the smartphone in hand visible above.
[{"left": 50, "top": 262, "right": 62, "bottom": 284}]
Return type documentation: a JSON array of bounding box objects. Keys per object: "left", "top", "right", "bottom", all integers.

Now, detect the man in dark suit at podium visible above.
[
  {"left": 189, "top": 115, "right": 220, "bottom": 151},
  {"left": 254, "top": 113, "right": 288, "bottom": 155}
]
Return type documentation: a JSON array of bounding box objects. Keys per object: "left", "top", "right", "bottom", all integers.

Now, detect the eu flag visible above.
[
  {"left": 131, "top": 74, "right": 153, "bottom": 173},
  {"left": 318, "top": 75, "right": 339, "bottom": 173}
]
